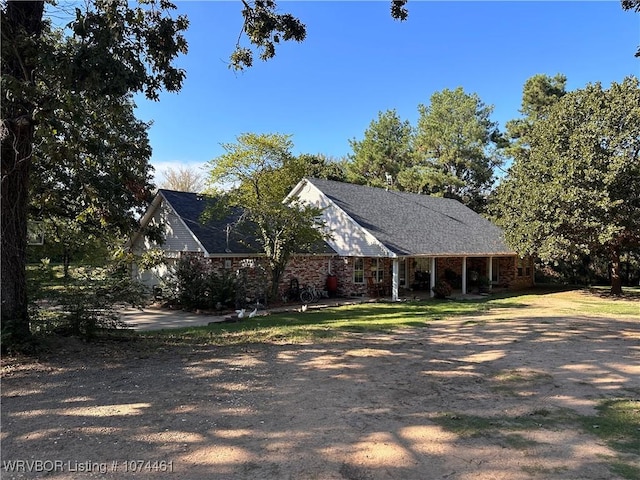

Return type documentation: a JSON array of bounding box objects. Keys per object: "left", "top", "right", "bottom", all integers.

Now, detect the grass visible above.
[
  {"left": 132, "top": 285, "right": 640, "bottom": 345},
  {"left": 25, "top": 271, "right": 640, "bottom": 477},
  {"left": 580, "top": 399, "right": 640, "bottom": 456},
  {"left": 432, "top": 409, "right": 576, "bottom": 439},
  {"left": 138, "top": 297, "right": 528, "bottom": 345},
  {"left": 432, "top": 400, "right": 640, "bottom": 479}
]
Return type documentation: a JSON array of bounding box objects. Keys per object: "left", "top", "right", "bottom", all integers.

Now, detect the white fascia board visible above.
[
  {"left": 284, "top": 178, "right": 308, "bottom": 204},
  {"left": 292, "top": 179, "right": 396, "bottom": 258},
  {"left": 161, "top": 192, "right": 211, "bottom": 257},
  {"left": 126, "top": 193, "right": 164, "bottom": 250}
]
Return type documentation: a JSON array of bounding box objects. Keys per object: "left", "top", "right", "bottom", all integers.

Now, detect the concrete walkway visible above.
[
  {"left": 120, "top": 291, "right": 489, "bottom": 331},
  {"left": 119, "top": 307, "right": 230, "bottom": 331},
  {"left": 119, "top": 297, "right": 373, "bottom": 331}
]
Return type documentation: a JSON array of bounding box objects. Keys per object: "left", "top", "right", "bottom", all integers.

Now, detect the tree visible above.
[
  {"left": 492, "top": 77, "right": 640, "bottom": 295},
  {"left": 26, "top": 89, "right": 155, "bottom": 300},
  {"left": 295, "top": 153, "right": 347, "bottom": 182},
  {"left": 230, "top": 0, "right": 409, "bottom": 70},
  {"left": 347, "top": 109, "right": 414, "bottom": 189},
  {"left": 621, "top": 1, "right": 640, "bottom": 57},
  {"left": 503, "top": 74, "right": 567, "bottom": 161},
  {"left": 159, "top": 165, "right": 206, "bottom": 192},
  {"left": 1, "top": 0, "right": 409, "bottom": 348},
  {"left": 2, "top": 0, "right": 188, "bottom": 347},
  {"left": 207, "top": 133, "right": 328, "bottom": 299},
  {"left": 413, "top": 87, "right": 503, "bottom": 211}
]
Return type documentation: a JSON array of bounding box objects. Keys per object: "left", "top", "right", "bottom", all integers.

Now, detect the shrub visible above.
[
  {"left": 166, "top": 255, "right": 237, "bottom": 310},
  {"left": 29, "top": 261, "right": 147, "bottom": 340},
  {"left": 432, "top": 280, "right": 452, "bottom": 299}
]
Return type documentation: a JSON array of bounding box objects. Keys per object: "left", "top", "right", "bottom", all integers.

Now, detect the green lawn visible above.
[
  {"left": 139, "top": 287, "right": 638, "bottom": 345},
  {"left": 138, "top": 296, "right": 519, "bottom": 344}
]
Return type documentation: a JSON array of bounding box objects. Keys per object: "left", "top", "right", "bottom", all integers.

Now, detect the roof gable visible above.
[
  {"left": 157, "top": 189, "right": 335, "bottom": 256},
  {"left": 158, "top": 189, "right": 260, "bottom": 255},
  {"left": 300, "top": 178, "right": 514, "bottom": 257}
]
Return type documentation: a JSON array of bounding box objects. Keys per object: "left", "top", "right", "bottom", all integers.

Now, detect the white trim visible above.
[
  {"left": 462, "top": 257, "right": 467, "bottom": 295},
  {"left": 126, "top": 193, "right": 164, "bottom": 250},
  {"left": 430, "top": 257, "right": 436, "bottom": 298},
  {"left": 392, "top": 258, "right": 399, "bottom": 301},
  {"left": 292, "top": 178, "right": 397, "bottom": 258},
  {"left": 162, "top": 196, "right": 211, "bottom": 256}
]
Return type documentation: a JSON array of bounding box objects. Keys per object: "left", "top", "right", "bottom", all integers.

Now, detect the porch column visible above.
[
  {"left": 462, "top": 257, "right": 467, "bottom": 295},
  {"left": 392, "top": 258, "right": 399, "bottom": 301},
  {"left": 430, "top": 257, "right": 436, "bottom": 298},
  {"left": 488, "top": 256, "right": 493, "bottom": 290}
]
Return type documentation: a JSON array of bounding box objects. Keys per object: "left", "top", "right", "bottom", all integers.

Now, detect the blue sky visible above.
[{"left": 134, "top": 1, "right": 640, "bottom": 182}]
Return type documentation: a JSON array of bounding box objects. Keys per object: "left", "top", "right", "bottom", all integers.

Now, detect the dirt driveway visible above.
[{"left": 2, "top": 294, "right": 639, "bottom": 479}]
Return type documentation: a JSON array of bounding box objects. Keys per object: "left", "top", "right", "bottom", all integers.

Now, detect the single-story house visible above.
[{"left": 129, "top": 178, "right": 534, "bottom": 301}]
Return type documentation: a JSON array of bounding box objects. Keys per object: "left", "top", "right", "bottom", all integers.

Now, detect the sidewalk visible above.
[
  {"left": 119, "top": 296, "right": 375, "bottom": 331},
  {"left": 119, "top": 291, "right": 487, "bottom": 331}
]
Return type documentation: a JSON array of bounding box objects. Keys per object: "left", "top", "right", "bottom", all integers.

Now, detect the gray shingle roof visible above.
[
  {"left": 159, "top": 189, "right": 334, "bottom": 255},
  {"left": 159, "top": 189, "right": 260, "bottom": 254},
  {"left": 306, "top": 178, "right": 514, "bottom": 256}
]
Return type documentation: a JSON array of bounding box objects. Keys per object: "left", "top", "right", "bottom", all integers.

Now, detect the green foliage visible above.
[
  {"left": 165, "top": 255, "right": 237, "bottom": 310},
  {"left": 503, "top": 74, "right": 567, "bottom": 161},
  {"left": 27, "top": 217, "right": 112, "bottom": 277},
  {"left": 347, "top": 109, "right": 415, "bottom": 188},
  {"left": 207, "top": 133, "right": 329, "bottom": 299},
  {"left": 492, "top": 76, "right": 640, "bottom": 294},
  {"left": 622, "top": 1, "right": 640, "bottom": 57},
  {"left": 413, "top": 87, "right": 503, "bottom": 211},
  {"left": 29, "top": 261, "right": 148, "bottom": 340},
  {"left": 30, "top": 91, "right": 154, "bottom": 238},
  {"left": 230, "top": 0, "right": 409, "bottom": 70},
  {"left": 1, "top": 0, "right": 189, "bottom": 347},
  {"left": 295, "top": 153, "right": 347, "bottom": 181},
  {"left": 345, "top": 90, "right": 503, "bottom": 211},
  {"left": 61, "top": 0, "right": 189, "bottom": 101},
  {"left": 231, "top": 0, "right": 307, "bottom": 70}
]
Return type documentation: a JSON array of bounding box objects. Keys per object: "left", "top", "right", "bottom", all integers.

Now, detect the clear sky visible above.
[{"left": 134, "top": 1, "right": 640, "bottom": 182}]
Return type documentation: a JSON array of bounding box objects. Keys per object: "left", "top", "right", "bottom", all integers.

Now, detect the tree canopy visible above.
[
  {"left": 206, "top": 133, "right": 328, "bottom": 299},
  {"left": 1, "top": 0, "right": 188, "bottom": 347},
  {"left": 346, "top": 109, "right": 414, "bottom": 189},
  {"left": 230, "top": 0, "right": 409, "bottom": 70},
  {"left": 492, "top": 76, "right": 640, "bottom": 295},
  {"left": 413, "top": 87, "right": 503, "bottom": 210},
  {"left": 159, "top": 165, "right": 207, "bottom": 193},
  {"left": 346, "top": 89, "right": 503, "bottom": 211}
]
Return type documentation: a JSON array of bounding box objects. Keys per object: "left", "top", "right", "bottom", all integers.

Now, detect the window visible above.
[
  {"left": 399, "top": 259, "right": 406, "bottom": 286},
  {"left": 353, "top": 258, "right": 364, "bottom": 284},
  {"left": 517, "top": 258, "right": 524, "bottom": 277},
  {"left": 371, "top": 258, "right": 384, "bottom": 283}
]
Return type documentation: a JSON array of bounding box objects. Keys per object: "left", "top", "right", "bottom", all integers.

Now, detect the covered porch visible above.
[{"left": 383, "top": 255, "right": 516, "bottom": 301}]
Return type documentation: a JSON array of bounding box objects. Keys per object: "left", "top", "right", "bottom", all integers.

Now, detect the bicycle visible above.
[{"left": 299, "top": 284, "right": 327, "bottom": 303}]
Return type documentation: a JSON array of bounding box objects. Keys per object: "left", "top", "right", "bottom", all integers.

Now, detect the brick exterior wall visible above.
[{"left": 194, "top": 253, "right": 534, "bottom": 301}]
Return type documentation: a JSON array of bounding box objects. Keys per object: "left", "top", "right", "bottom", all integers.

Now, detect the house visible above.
[
  {"left": 129, "top": 180, "right": 534, "bottom": 301},
  {"left": 128, "top": 188, "right": 265, "bottom": 287},
  {"left": 287, "top": 178, "right": 533, "bottom": 300}
]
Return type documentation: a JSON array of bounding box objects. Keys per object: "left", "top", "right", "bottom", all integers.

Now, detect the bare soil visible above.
[{"left": 2, "top": 292, "right": 639, "bottom": 480}]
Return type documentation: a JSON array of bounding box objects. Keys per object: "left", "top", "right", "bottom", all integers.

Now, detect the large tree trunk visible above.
[
  {"left": 1, "top": 1, "right": 45, "bottom": 347},
  {"left": 610, "top": 247, "right": 623, "bottom": 296}
]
